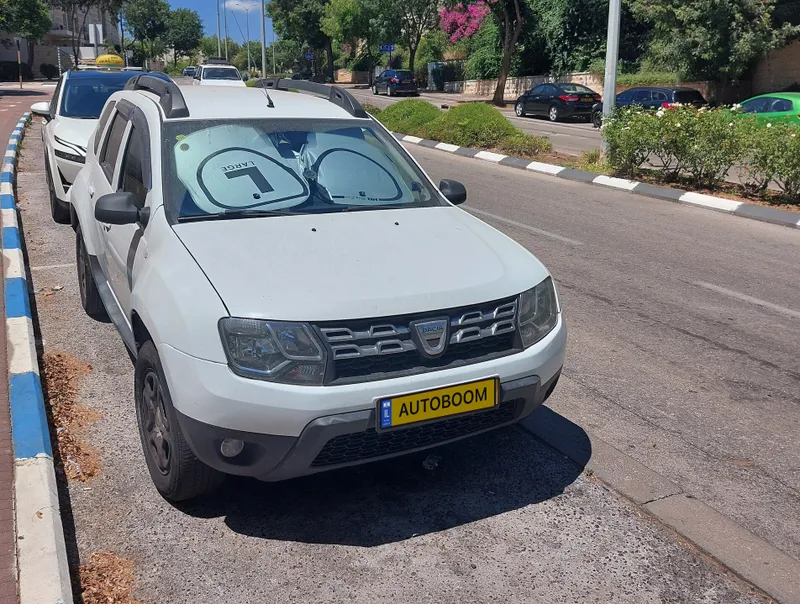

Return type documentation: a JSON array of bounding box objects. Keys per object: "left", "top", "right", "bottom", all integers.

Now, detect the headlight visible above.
[
  {"left": 218, "top": 318, "right": 327, "bottom": 385},
  {"left": 518, "top": 277, "right": 559, "bottom": 348},
  {"left": 54, "top": 149, "right": 85, "bottom": 164}
]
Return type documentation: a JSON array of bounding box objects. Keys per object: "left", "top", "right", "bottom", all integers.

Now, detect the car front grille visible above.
[
  {"left": 311, "top": 401, "right": 520, "bottom": 467},
  {"left": 317, "top": 297, "right": 520, "bottom": 384}
]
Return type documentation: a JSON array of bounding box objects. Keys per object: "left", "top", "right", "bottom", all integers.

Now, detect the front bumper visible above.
[
  {"left": 176, "top": 369, "right": 561, "bottom": 481},
  {"left": 52, "top": 156, "right": 83, "bottom": 202}
]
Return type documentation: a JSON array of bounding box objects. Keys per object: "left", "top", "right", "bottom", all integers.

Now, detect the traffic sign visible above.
[
  {"left": 379, "top": 43, "right": 395, "bottom": 53},
  {"left": 305, "top": 53, "right": 313, "bottom": 60}
]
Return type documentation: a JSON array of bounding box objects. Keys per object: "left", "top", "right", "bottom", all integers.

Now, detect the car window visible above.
[
  {"left": 203, "top": 67, "right": 241, "bottom": 80},
  {"left": 616, "top": 89, "right": 634, "bottom": 102},
  {"left": 771, "top": 98, "right": 792, "bottom": 112},
  {"left": 378, "top": 71, "right": 387, "bottom": 78},
  {"left": 542, "top": 85, "right": 557, "bottom": 95},
  {"left": 741, "top": 98, "right": 770, "bottom": 113},
  {"left": 194, "top": 69, "right": 202, "bottom": 80},
  {"left": 60, "top": 74, "right": 138, "bottom": 119},
  {"left": 674, "top": 90, "right": 706, "bottom": 104},
  {"left": 530, "top": 85, "right": 545, "bottom": 95},
  {"left": 118, "top": 124, "right": 148, "bottom": 207},
  {"left": 93, "top": 101, "right": 117, "bottom": 155},
  {"left": 395, "top": 70, "right": 413, "bottom": 79},
  {"left": 559, "top": 83, "right": 594, "bottom": 94},
  {"left": 163, "top": 118, "right": 447, "bottom": 222},
  {"left": 652, "top": 91, "right": 668, "bottom": 102},
  {"left": 632, "top": 89, "right": 652, "bottom": 102},
  {"left": 100, "top": 112, "right": 128, "bottom": 182},
  {"left": 50, "top": 76, "right": 64, "bottom": 119}
]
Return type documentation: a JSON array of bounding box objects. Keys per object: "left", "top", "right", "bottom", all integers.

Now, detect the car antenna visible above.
[{"left": 258, "top": 84, "right": 274, "bottom": 108}]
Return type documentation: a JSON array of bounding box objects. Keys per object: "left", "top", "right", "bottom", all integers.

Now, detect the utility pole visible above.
[
  {"left": 224, "top": 5, "right": 229, "bottom": 60},
  {"left": 260, "top": 0, "right": 267, "bottom": 78},
  {"left": 234, "top": 3, "right": 252, "bottom": 73},
  {"left": 601, "top": 0, "right": 621, "bottom": 153},
  {"left": 216, "top": 0, "right": 222, "bottom": 56}
]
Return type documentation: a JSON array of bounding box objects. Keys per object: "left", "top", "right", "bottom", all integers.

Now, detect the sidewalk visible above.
[{"left": 0, "top": 88, "right": 53, "bottom": 604}]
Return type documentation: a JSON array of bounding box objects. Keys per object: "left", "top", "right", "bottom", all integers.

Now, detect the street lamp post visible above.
[
  {"left": 216, "top": 0, "right": 222, "bottom": 56},
  {"left": 224, "top": 5, "right": 229, "bottom": 61},
  {"left": 260, "top": 0, "right": 267, "bottom": 78},
  {"left": 234, "top": 3, "right": 253, "bottom": 74},
  {"left": 601, "top": 0, "right": 621, "bottom": 154}
]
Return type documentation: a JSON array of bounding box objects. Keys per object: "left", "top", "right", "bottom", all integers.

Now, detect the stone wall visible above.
[
  {"left": 752, "top": 39, "right": 800, "bottom": 94},
  {"left": 335, "top": 69, "right": 369, "bottom": 84}
]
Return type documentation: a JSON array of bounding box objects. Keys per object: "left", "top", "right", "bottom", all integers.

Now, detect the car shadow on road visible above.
[
  {"left": 0, "top": 90, "right": 48, "bottom": 98},
  {"left": 179, "top": 421, "right": 589, "bottom": 547}
]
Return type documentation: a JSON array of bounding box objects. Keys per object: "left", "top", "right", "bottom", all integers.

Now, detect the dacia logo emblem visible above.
[{"left": 411, "top": 318, "right": 449, "bottom": 358}]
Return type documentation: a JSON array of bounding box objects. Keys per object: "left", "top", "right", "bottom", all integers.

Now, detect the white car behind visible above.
[{"left": 191, "top": 64, "right": 246, "bottom": 87}]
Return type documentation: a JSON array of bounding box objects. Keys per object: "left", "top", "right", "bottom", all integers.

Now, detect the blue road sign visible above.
[
  {"left": 379, "top": 44, "right": 395, "bottom": 53},
  {"left": 305, "top": 53, "right": 313, "bottom": 60}
]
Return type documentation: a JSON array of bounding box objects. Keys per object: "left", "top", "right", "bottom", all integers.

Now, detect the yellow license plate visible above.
[{"left": 378, "top": 377, "right": 498, "bottom": 429}]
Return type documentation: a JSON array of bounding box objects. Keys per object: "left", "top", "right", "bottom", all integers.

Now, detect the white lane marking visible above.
[
  {"left": 594, "top": 174, "right": 638, "bottom": 191},
  {"left": 694, "top": 281, "right": 800, "bottom": 320},
  {"left": 467, "top": 207, "right": 585, "bottom": 245},
  {"left": 679, "top": 192, "right": 742, "bottom": 213},
  {"left": 474, "top": 150, "right": 506, "bottom": 163},
  {"left": 435, "top": 142, "right": 460, "bottom": 152},
  {"left": 403, "top": 135, "right": 423, "bottom": 144},
  {"left": 526, "top": 161, "right": 565, "bottom": 175},
  {"left": 29, "top": 263, "right": 76, "bottom": 271}
]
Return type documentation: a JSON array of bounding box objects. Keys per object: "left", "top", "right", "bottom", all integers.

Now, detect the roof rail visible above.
[
  {"left": 255, "top": 78, "right": 369, "bottom": 119},
  {"left": 124, "top": 74, "right": 189, "bottom": 119}
]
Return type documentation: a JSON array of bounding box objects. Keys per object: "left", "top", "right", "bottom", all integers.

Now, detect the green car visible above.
[{"left": 738, "top": 92, "right": 800, "bottom": 124}]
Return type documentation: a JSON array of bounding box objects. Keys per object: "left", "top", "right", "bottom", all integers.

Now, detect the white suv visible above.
[
  {"left": 69, "top": 75, "right": 566, "bottom": 501},
  {"left": 191, "top": 64, "right": 245, "bottom": 87}
]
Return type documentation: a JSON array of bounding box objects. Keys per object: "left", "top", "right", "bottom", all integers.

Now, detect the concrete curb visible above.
[
  {"left": 394, "top": 133, "right": 800, "bottom": 230},
  {"left": 2, "top": 114, "right": 74, "bottom": 604},
  {"left": 522, "top": 407, "right": 800, "bottom": 603}
]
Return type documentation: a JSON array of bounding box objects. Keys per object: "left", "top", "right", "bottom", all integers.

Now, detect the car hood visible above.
[
  {"left": 173, "top": 206, "right": 549, "bottom": 321},
  {"left": 52, "top": 117, "right": 97, "bottom": 155}
]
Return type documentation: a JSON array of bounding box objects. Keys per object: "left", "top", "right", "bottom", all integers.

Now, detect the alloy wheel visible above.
[{"left": 140, "top": 370, "right": 172, "bottom": 475}]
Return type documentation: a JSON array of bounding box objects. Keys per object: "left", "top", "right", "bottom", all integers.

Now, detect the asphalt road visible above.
[
  {"left": 16, "top": 118, "right": 789, "bottom": 603},
  {"left": 345, "top": 86, "right": 602, "bottom": 156}
]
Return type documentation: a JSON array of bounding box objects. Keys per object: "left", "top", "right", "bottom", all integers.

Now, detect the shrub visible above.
[
  {"left": 361, "top": 103, "right": 381, "bottom": 117},
  {"left": 600, "top": 106, "right": 657, "bottom": 176},
  {"left": 376, "top": 99, "right": 440, "bottom": 134},
  {"left": 498, "top": 132, "right": 552, "bottom": 157},
  {"left": 736, "top": 117, "right": 782, "bottom": 195},
  {"left": 419, "top": 102, "right": 518, "bottom": 148},
  {"left": 0, "top": 61, "right": 33, "bottom": 82},
  {"left": 40, "top": 63, "right": 58, "bottom": 80},
  {"left": 774, "top": 125, "right": 800, "bottom": 200}
]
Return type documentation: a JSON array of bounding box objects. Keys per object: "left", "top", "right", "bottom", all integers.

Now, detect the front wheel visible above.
[
  {"left": 592, "top": 111, "right": 602, "bottom": 128},
  {"left": 135, "top": 341, "right": 223, "bottom": 502},
  {"left": 515, "top": 101, "right": 526, "bottom": 117},
  {"left": 75, "top": 228, "right": 107, "bottom": 320},
  {"left": 548, "top": 105, "right": 560, "bottom": 122},
  {"left": 372, "top": 84, "right": 378, "bottom": 95}
]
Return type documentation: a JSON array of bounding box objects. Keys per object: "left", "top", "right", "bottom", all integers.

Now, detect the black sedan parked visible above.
[
  {"left": 514, "top": 83, "right": 601, "bottom": 122},
  {"left": 590, "top": 86, "right": 708, "bottom": 127},
  {"left": 372, "top": 69, "right": 419, "bottom": 96}
]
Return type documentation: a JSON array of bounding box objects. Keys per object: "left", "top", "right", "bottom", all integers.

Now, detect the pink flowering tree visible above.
[{"left": 440, "top": 0, "right": 525, "bottom": 106}]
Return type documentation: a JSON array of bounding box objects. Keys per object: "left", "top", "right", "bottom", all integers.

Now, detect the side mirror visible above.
[
  {"left": 31, "top": 101, "right": 51, "bottom": 119},
  {"left": 95, "top": 192, "right": 146, "bottom": 225},
  {"left": 439, "top": 179, "right": 467, "bottom": 205},
  {"left": 242, "top": 73, "right": 249, "bottom": 81}
]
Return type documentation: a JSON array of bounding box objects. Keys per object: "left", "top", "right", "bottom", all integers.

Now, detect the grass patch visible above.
[
  {"left": 377, "top": 99, "right": 441, "bottom": 134},
  {"left": 362, "top": 103, "right": 381, "bottom": 117},
  {"left": 497, "top": 132, "right": 552, "bottom": 158}
]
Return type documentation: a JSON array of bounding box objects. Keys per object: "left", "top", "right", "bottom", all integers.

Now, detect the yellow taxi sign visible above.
[{"left": 96, "top": 54, "right": 124, "bottom": 66}]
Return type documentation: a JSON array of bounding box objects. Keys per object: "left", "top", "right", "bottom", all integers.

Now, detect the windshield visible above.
[
  {"left": 203, "top": 67, "right": 241, "bottom": 80},
  {"left": 163, "top": 118, "right": 445, "bottom": 222},
  {"left": 61, "top": 74, "right": 138, "bottom": 118},
  {"left": 559, "top": 83, "right": 595, "bottom": 94},
  {"left": 675, "top": 90, "right": 705, "bottom": 104}
]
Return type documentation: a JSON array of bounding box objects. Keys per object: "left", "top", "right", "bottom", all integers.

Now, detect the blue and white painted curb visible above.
[
  {"left": 394, "top": 133, "right": 800, "bottom": 230},
  {"left": 3, "top": 114, "right": 73, "bottom": 604}
]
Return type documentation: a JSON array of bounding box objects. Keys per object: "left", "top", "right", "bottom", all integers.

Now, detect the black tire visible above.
[
  {"left": 45, "top": 154, "right": 70, "bottom": 224},
  {"left": 387, "top": 85, "right": 394, "bottom": 97},
  {"left": 548, "top": 104, "right": 560, "bottom": 122},
  {"left": 592, "top": 111, "right": 602, "bottom": 128},
  {"left": 135, "top": 340, "right": 224, "bottom": 502},
  {"left": 372, "top": 84, "right": 378, "bottom": 95},
  {"left": 515, "top": 101, "right": 526, "bottom": 117},
  {"left": 75, "top": 227, "right": 107, "bottom": 320}
]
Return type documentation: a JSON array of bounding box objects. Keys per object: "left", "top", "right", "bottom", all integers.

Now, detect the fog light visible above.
[{"left": 220, "top": 438, "right": 244, "bottom": 458}]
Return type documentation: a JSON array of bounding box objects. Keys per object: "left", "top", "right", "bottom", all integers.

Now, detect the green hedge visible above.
[
  {"left": 373, "top": 99, "right": 551, "bottom": 158},
  {"left": 602, "top": 105, "right": 800, "bottom": 201}
]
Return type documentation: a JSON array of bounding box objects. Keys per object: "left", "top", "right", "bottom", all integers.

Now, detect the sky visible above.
[{"left": 169, "top": 0, "right": 277, "bottom": 46}]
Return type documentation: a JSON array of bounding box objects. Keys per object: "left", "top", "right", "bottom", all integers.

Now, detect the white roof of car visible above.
[
  {"left": 198, "top": 64, "right": 238, "bottom": 69},
  {"left": 141, "top": 86, "right": 358, "bottom": 121}
]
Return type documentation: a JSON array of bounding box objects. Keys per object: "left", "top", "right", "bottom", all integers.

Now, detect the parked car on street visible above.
[
  {"left": 514, "top": 83, "right": 601, "bottom": 122},
  {"left": 590, "top": 87, "right": 708, "bottom": 128},
  {"left": 736, "top": 92, "right": 800, "bottom": 124},
  {"left": 29, "top": 69, "right": 172, "bottom": 223},
  {"left": 372, "top": 69, "right": 419, "bottom": 97},
  {"left": 192, "top": 64, "right": 246, "bottom": 87},
  {"left": 68, "top": 75, "right": 566, "bottom": 502},
  {"left": 182, "top": 66, "right": 197, "bottom": 77}
]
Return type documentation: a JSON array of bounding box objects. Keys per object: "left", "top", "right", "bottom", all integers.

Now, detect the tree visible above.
[
  {"left": 377, "top": 0, "right": 438, "bottom": 71},
  {"left": 124, "top": 0, "right": 170, "bottom": 65},
  {"left": 198, "top": 35, "right": 240, "bottom": 60},
  {"left": 1, "top": 0, "right": 51, "bottom": 69},
  {"left": 629, "top": 0, "right": 800, "bottom": 80},
  {"left": 233, "top": 40, "right": 263, "bottom": 72},
  {"left": 268, "top": 0, "right": 335, "bottom": 81},
  {"left": 440, "top": 0, "right": 525, "bottom": 106},
  {"left": 167, "top": 7, "right": 202, "bottom": 66},
  {"left": 49, "top": 0, "right": 96, "bottom": 66},
  {"left": 321, "top": 0, "right": 382, "bottom": 78}
]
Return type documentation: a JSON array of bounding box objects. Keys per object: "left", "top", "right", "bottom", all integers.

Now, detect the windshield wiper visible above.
[{"left": 177, "top": 209, "right": 290, "bottom": 223}]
